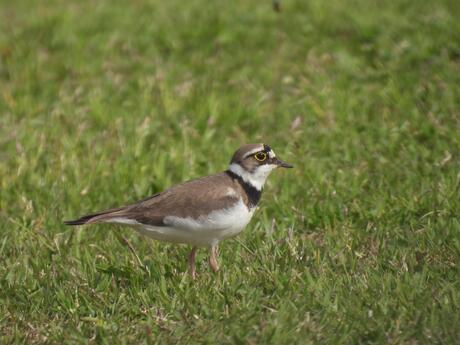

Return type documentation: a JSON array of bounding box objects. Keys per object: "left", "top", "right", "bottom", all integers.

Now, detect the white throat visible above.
[{"left": 228, "top": 163, "right": 276, "bottom": 191}]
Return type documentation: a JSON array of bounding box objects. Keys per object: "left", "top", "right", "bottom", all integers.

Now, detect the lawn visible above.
[{"left": 1, "top": 0, "right": 459, "bottom": 343}]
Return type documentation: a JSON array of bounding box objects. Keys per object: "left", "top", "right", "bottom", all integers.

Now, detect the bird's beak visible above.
[{"left": 274, "top": 158, "right": 293, "bottom": 168}]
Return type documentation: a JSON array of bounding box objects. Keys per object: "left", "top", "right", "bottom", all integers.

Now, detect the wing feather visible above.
[{"left": 64, "top": 172, "right": 243, "bottom": 227}]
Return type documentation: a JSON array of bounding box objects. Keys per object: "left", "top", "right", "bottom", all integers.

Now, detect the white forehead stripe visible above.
[
  {"left": 243, "top": 147, "right": 264, "bottom": 158},
  {"left": 243, "top": 146, "right": 277, "bottom": 159}
]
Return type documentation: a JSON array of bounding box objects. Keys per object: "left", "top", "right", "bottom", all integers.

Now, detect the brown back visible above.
[{"left": 85, "top": 172, "right": 250, "bottom": 225}]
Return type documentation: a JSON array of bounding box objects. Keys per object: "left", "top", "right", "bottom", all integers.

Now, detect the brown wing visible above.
[{"left": 64, "top": 172, "right": 243, "bottom": 226}]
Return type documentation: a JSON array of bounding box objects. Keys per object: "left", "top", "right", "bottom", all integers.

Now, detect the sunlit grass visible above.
[{"left": 1, "top": 0, "right": 459, "bottom": 343}]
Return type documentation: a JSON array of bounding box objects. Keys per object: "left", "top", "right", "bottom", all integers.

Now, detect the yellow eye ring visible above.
[{"left": 254, "top": 152, "right": 267, "bottom": 161}]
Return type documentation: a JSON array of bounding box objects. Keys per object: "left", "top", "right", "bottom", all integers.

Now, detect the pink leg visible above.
[{"left": 209, "top": 245, "right": 219, "bottom": 273}]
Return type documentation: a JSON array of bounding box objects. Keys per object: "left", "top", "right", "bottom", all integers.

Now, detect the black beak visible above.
[{"left": 274, "top": 158, "right": 293, "bottom": 168}]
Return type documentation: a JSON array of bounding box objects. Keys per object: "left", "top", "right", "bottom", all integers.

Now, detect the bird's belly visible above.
[{"left": 133, "top": 200, "right": 255, "bottom": 246}]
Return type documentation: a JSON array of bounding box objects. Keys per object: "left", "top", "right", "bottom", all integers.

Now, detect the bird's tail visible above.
[{"left": 64, "top": 206, "right": 126, "bottom": 226}]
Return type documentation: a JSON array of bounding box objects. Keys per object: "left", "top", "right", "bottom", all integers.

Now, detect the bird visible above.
[{"left": 64, "top": 143, "right": 293, "bottom": 278}]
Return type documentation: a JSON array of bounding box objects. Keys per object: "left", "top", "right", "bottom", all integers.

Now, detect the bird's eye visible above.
[{"left": 254, "top": 152, "right": 267, "bottom": 161}]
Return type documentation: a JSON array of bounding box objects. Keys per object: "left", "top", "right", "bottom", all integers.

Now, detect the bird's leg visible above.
[
  {"left": 209, "top": 245, "right": 219, "bottom": 273},
  {"left": 188, "top": 246, "right": 198, "bottom": 279}
]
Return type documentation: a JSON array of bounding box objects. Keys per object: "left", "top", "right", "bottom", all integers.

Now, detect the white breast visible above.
[{"left": 109, "top": 199, "right": 255, "bottom": 247}]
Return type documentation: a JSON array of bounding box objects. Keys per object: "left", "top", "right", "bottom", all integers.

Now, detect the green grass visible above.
[{"left": 1, "top": 0, "right": 460, "bottom": 343}]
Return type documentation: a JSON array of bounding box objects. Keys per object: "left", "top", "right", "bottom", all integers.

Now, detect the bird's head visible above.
[{"left": 228, "top": 143, "right": 293, "bottom": 190}]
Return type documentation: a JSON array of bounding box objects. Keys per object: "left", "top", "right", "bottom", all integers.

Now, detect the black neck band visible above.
[{"left": 225, "top": 170, "right": 262, "bottom": 208}]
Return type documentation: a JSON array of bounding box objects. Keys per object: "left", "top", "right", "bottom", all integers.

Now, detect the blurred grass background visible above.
[{"left": 1, "top": 0, "right": 459, "bottom": 343}]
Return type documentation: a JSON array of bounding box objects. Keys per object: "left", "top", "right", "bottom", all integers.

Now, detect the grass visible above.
[{"left": 1, "top": 0, "right": 460, "bottom": 343}]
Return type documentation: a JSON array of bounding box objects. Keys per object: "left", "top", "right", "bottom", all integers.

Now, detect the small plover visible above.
[{"left": 65, "top": 143, "right": 293, "bottom": 278}]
